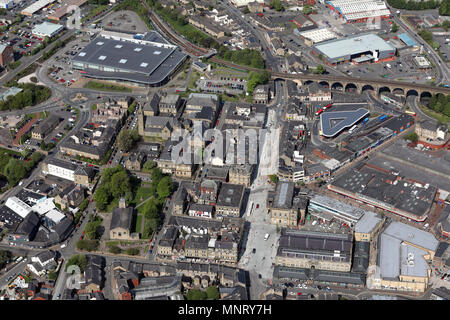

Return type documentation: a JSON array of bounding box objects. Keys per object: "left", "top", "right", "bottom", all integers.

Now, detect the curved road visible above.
[{"left": 390, "top": 9, "right": 449, "bottom": 85}]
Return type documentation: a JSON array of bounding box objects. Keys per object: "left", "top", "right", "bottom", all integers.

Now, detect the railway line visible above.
[{"left": 142, "top": 1, "right": 450, "bottom": 95}]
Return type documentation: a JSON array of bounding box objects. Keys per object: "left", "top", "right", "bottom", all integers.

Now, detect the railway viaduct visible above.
[{"left": 273, "top": 72, "right": 450, "bottom": 99}]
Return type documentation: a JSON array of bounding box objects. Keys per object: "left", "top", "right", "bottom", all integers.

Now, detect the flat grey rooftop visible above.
[
  {"left": 309, "top": 194, "right": 365, "bottom": 220},
  {"left": 381, "top": 140, "right": 450, "bottom": 177},
  {"left": 72, "top": 34, "right": 186, "bottom": 85},
  {"left": 74, "top": 36, "right": 174, "bottom": 75},
  {"left": 313, "top": 33, "right": 396, "bottom": 59},
  {"left": 354, "top": 210, "right": 383, "bottom": 234},
  {"left": 379, "top": 221, "right": 438, "bottom": 279},
  {"left": 367, "top": 154, "right": 450, "bottom": 193},
  {"left": 383, "top": 221, "right": 439, "bottom": 252}
]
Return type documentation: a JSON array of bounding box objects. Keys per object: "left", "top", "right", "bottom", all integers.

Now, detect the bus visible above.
[
  {"left": 247, "top": 201, "right": 254, "bottom": 217},
  {"left": 405, "top": 110, "right": 417, "bottom": 116},
  {"left": 348, "top": 125, "right": 357, "bottom": 134}
]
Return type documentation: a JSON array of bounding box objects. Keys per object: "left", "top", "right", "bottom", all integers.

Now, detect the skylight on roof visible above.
[
  {"left": 96, "top": 41, "right": 104, "bottom": 45},
  {"left": 140, "top": 62, "right": 148, "bottom": 67},
  {"left": 79, "top": 52, "right": 86, "bottom": 57},
  {"left": 98, "top": 55, "right": 106, "bottom": 60},
  {"left": 119, "top": 59, "right": 127, "bottom": 64},
  {"left": 134, "top": 47, "right": 142, "bottom": 52},
  {"left": 115, "top": 44, "right": 123, "bottom": 48}
]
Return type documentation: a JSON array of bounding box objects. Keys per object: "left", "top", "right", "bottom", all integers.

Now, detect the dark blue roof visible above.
[{"left": 320, "top": 108, "right": 369, "bottom": 137}]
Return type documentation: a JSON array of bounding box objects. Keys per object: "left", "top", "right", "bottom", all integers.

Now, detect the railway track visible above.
[{"left": 141, "top": 2, "right": 450, "bottom": 95}]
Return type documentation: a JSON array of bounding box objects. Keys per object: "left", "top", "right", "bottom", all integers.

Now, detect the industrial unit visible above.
[
  {"left": 312, "top": 33, "right": 396, "bottom": 65},
  {"left": 326, "top": 0, "right": 391, "bottom": 23}
]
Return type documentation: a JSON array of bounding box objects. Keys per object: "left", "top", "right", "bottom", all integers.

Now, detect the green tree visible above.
[
  {"left": 94, "top": 185, "right": 110, "bottom": 211},
  {"left": 391, "top": 22, "right": 399, "bottom": 33},
  {"left": 186, "top": 289, "right": 207, "bottom": 300},
  {"left": 142, "top": 160, "right": 156, "bottom": 172},
  {"left": 143, "top": 198, "right": 160, "bottom": 220},
  {"left": 109, "top": 245, "right": 122, "bottom": 254},
  {"left": 3, "top": 158, "right": 26, "bottom": 186},
  {"left": 157, "top": 176, "right": 173, "bottom": 199},
  {"left": 126, "top": 248, "right": 140, "bottom": 255},
  {"left": 65, "top": 254, "right": 87, "bottom": 273},
  {"left": 118, "top": 129, "right": 139, "bottom": 152},
  {"left": 76, "top": 239, "right": 99, "bottom": 252},
  {"left": 47, "top": 270, "right": 58, "bottom": 281},
  {"left": 302, "top": 5, "right": 312, "bottom": 15},
  {"left": 110, "top": 170, "right": 131, "bottom": 199},
  {"left": 270, "top": 0, "right": 284, "bottom": 11},
  {"left": 0, "top": 250, "right": 12, "bottom": 269},
  {"left": 313, "top": 64, "right": 325, "bottom": 74},
  {"left": 206, "top": 286, "right": 220, "bottom": 300},
  {"left": 404, "top": 132, "right": 419, "bottom": 143},
  {"left": 84, "top": 216, "right": 103, "bottom": 240},
  {"left": 247, "top": 71, "right": 271, "bottom": 95},
  {"left": 269, "top": 174, "right": 279, "bottom": 183}
]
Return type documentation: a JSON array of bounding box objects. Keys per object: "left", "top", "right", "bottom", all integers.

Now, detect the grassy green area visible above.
[
  {"left": 212, "top": 67, "right": 249, "bottom": 78},
  {"left": 135, "top": 214, "right": 143, "bottom": 234},
  {"left": 131, "top": 187, "right": 153, "bottom": 206},
  {"left": 84, "top": 81, "right": 132, "bottom": 92},
  {"left": 188, "top": 71, "right": 200, "bottom": 89},
  {"left": 0, "top": 147, "right": 21, "bottom": 156},
  {"left": 8, "top": 60, "right": 21, "bottom": 70},
  {"left": 419, "top": 105, "right": 450, "bottom": 124},
  {"left": 219, "top": 93, "right": 242, "bottom": 103}
]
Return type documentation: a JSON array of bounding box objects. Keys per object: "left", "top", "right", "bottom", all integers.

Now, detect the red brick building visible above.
[{"left": 0, "top": 43, "right": 14, "bottom": 67}]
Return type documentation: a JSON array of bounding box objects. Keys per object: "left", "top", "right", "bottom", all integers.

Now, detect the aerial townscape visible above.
[{"left": 0, "top": 0, "right": 449, "bottom": 305}]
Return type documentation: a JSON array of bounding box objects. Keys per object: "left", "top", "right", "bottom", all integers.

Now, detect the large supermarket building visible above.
[
  {"left": 312, "top": 33, "right": 396, "bottom": 65},
  {"left": 71, "top": 31, "right": 187, "bottom": 87}
]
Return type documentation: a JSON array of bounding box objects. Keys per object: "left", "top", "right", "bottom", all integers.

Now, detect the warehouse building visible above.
[
  {"left": 326, "top": 0, "right": 391, "bottom": 24},
  {"left": 371, "top": 221, "right": 439, "bottom": 292},
  {"left": 328, "top": 163, "right": 437, "bottom": 222},
  {"left": 32, "top": 22, "right": 64, "bottom": 38},
  {"left": 48, "top": 0, "right": 88, "bottom": 21},
  {"left": 0, "top": 0, "right": 14, "bottom": 9},
  {"left": 297, "top": 28, "right": 337, "bottom": 46},
  {"left": 312, "top": 33, "right": 396, "bottom": 65},
  {"left": 21, "top": 0, "right": 56, "bottom": 16},
  {"left": 71, "top": 31, "right": 187, "bottom": 87},
  {"left": 0, "top": 42, "right": 14, "bottom": 67}
]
